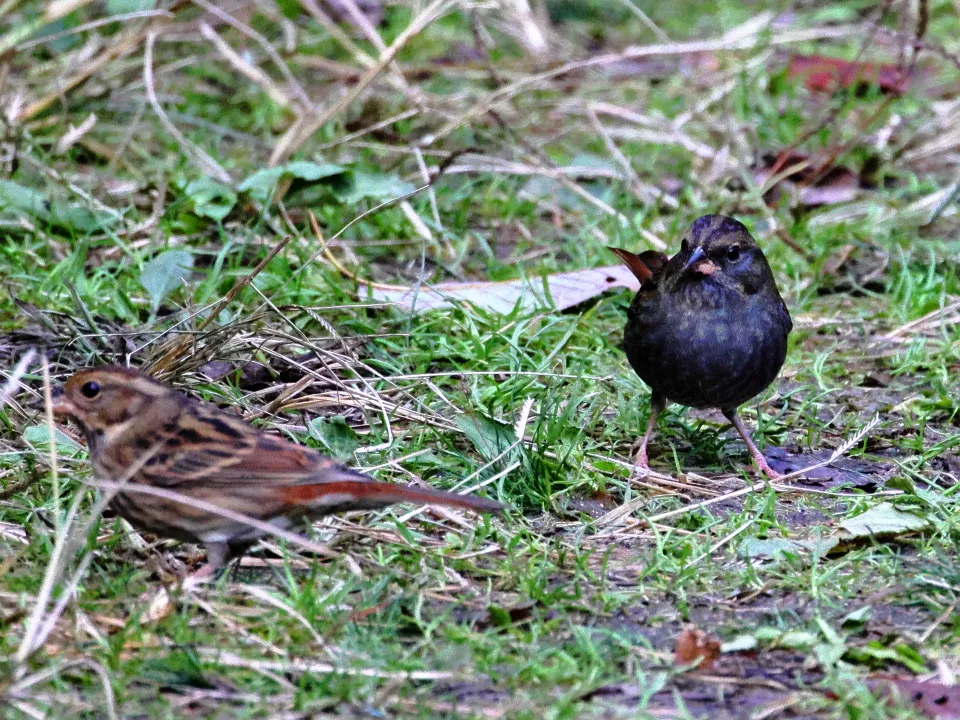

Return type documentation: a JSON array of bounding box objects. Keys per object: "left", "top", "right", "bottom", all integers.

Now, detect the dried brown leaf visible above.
[{"left": 674, "top": 625, "right": 721, "bottom": 670}]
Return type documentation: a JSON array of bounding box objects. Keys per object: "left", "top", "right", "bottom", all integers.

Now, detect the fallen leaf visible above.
[
  {"left": 674, "top": 625, "right": 721, "bottom": 670},
  {"left": 755, "top": 151, "right": 860, "bottom": 208},
  {"left": 0, "top": 520, "right": 28, "bottom": 545},
  {"left": 765, "top": 447, "right": 892, "bottom": 490},
  {"left": 868, "top": 676, "right": 960, "bottom": 718},
  {"left": 364, "top": 264, "right": 640, "bottom": 314},
  {"left": 838, "top": 502, "right": 931, "bottom": 540},
  {"left": 145, "top": 587, "right": 176, "bottom": 623},
  {"left": 740, "top": 535, "right": 839, "bottom": 560},
  {"left": 817, "top": 242, "right": 889, "bottom": 295},
  {"left": 786, "top": 54, "right": 911, "bottom": 95},
  {"left": 348, "top": 599, "right": 393, "bottom": 623},
  {"left": 54, "top": 113, "right": 97, "bottom": 155}
]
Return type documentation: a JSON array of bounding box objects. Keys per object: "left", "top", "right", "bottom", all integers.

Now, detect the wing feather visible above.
[{"left": 138, "top": 401, "right": 331, "bottom": 488}]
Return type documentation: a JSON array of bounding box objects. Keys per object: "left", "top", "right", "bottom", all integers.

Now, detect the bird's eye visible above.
[
  {"left": 726, "top": 246, "right": 741, "bottom": 262},
  {"left": 80, "top": 381, "right": 101, "bottom": 399}
]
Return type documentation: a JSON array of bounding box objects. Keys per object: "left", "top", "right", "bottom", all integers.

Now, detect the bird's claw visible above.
[{"left": 752, "top": 452, "right": 782, "bottom": 479}]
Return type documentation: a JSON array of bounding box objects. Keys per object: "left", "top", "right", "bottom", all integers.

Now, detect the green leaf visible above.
[
  {"left": 455, "top": 413, "right": 515, "bottom": 462},
  {"left": 838, "top": 502, "right": 931, "bottom": 540},
  {"left": 22, "top": 425, "right": 84, "bottom": 454},
  {"left": 275, "top": 0, "right": 300, "bottom": 18},
  {"left": 141, "top": 250, "right": 194, "bottom": 311},
  {"left": 140, "top": 648, "right": 214, "bottom": 689},
  {"left": 741, "top": 536, "right": 838, "bottom": 560},
  {"left": 0, "top": 181, "right": 117, "bottom": 232},
  {"left": 49, "top": 199, "right": 117, "bottom": 233},
  {"left": 567, "top": 152, "right": 619, "bottom": 174},
  {"left": 238, "top": 161, "right": 345, "bottom": 202},
  {"left": 488, "top": 605, "right": 512, "bottom": 627},
  {"left": 183, "top": 178, "right": 237, "bottom": 222},
  {"left": 308, "top": 416, "right": 360, "bottom": 460},
  {"left": 814, "top": 640, "right": 847, "bottom": 668},
  {"left": 841, "top": 606, "right": 872, "bottom": 629},
  {"left": 0, "top": 180, "right": 49, "bottom": 217},
  {"left": 107, "top": 0, "right": 157, "bottom": 13},
  {"left": 335, "top": 171, "right": 416, "bottom": 204},
  {"left": 741, "top": 537, "right": 799, "bottom": 559},
  {"left": 844, "top": 642, "right": 928, "bottom": 673},
  {"left": 777, "top": 630, "right": 818, "bottom": 649},
  {"left": 885, "top": 476, "right": 916, "bottom": 494},
  {"left": 815, "top": 617, "right": 844, "bottom": 645}
]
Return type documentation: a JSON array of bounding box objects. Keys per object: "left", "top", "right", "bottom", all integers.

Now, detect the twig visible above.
[
  {"left": 144, "top": 30, "right": 233, "bottom": 183},
  {"left": 0, "top": 348, "right": 36, "bottom": 408},
  {"left": 200, "top": 23, "right": 294, "bottom": 109},
  {"left": 198, "top": 648, "right": 457, "bottom": 681},
  {"left": 270, "top": 0, "right": 453, "bottom": 167},
  {"left": 193, "top": 0, "right": 311, "bottom": 108}
]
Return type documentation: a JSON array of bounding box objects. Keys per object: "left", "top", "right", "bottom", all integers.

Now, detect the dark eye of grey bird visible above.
[
  {"left": 81, "top": 381, "right": 101, "bottom": 399},
  {"left": 726, "top": 246, "right": 741, "bottom": 262}
]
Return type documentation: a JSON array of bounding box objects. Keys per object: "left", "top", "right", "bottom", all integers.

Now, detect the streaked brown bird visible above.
[
  {"left": 52, "top": 366, "right": 504, "bottom": 575},
  {"left": 610, "top": 215, "right": 792, "bottom": 478}
]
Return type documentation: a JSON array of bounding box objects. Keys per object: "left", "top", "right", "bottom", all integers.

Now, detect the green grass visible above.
[{"left": 1, "top": 0, "right": 959, "bottom": 717}]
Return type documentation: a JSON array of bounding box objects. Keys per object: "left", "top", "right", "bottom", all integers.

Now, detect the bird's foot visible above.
[
  {"left": 181, "top": 562, "right": 221, "bottom": 591},
  {"left": 630, "top": 444, "right": 651, "bottom": 477},
  {"left": 751, "top": 450, "right": 782, "bottom": 479}
]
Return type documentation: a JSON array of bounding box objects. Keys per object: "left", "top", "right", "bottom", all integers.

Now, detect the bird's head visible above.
[
  {"left": 665, "top": 215, "right": 776, "bottom": 297},
  {"left": 52, "top": 366, "right": 171, "bottom": 434}
]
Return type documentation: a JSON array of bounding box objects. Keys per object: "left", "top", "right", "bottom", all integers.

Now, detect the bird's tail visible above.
[
  {"left": 608, "top": 247, "right": 669, "bottom": 285},
  {"left": 281, "top": 470, "right": 506, "bottom": 516}
]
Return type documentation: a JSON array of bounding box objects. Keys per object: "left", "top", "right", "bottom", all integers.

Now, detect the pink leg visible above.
[
  {"left": 633, "top": 394, "right": 665, "bottom": 472},
  {"left": 723, "top": 409, "right": 781, "bottom": 479},
  {"left": 181, "top": 541, "right": 231, "bottom": 588}
]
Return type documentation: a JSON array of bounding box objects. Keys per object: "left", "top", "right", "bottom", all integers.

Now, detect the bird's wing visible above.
[
  {"left": 137, "top": 401, "right": 505, "bottom": 516},
  {"left": 777, "top": 296, "right": 793, "bottom": 334},
  {"left": 138, "top": 401, "right": 332, "bottom": 488}
]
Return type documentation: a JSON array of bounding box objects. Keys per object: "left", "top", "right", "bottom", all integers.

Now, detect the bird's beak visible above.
[
  {"left": 681, "top": 246, "right": 716, "bottom": 276},
  {"left": 50, "top": 388, "right": 78, "bottom": 417}
]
